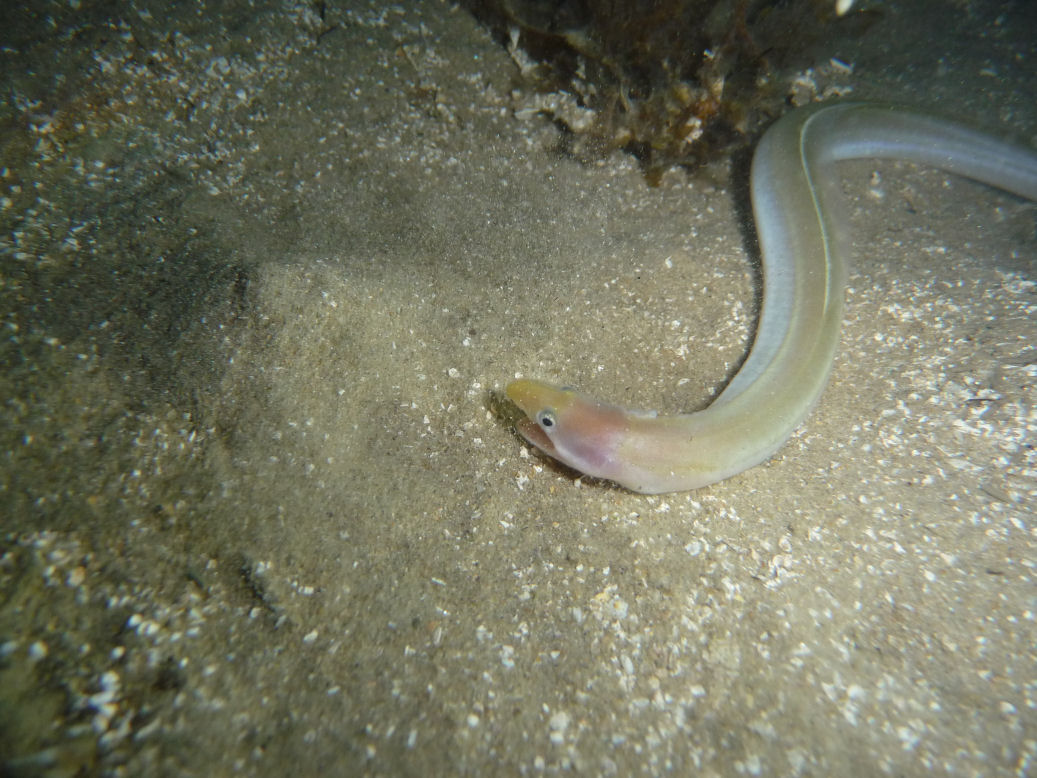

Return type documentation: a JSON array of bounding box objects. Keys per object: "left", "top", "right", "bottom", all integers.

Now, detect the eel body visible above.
[{"left": 507, "top": 102, "right": 1037, "bottom": 493}]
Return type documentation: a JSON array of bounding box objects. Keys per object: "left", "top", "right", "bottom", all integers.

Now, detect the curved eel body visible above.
[{"left": 507, "top": 102, "right": 1037, "bottom": 493}]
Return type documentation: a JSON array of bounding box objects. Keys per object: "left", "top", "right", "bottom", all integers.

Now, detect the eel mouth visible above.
[
  {"left": 515, "top": 416, "right": 555, "bottom": 455},
  {"left": 506, "top": 380, "right": 557, "bottom": 455}
]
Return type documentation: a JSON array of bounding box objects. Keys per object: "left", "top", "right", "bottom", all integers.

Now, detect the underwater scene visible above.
[{"left": 1, "top": 0, "right": 1034, "bottom": 774}]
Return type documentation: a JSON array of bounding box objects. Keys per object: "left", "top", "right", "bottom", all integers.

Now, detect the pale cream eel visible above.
[{"left": 507, "top": 101, "right": 1037, "bottom": 493}]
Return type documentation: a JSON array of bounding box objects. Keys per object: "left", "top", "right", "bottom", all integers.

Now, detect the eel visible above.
[{"left": 506, "top": 102, "right": 1037, "bottom": 494}]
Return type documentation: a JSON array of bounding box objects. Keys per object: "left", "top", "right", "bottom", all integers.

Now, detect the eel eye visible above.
[{"left": 536, "top": 409, "right": 557, "bottom": 429}]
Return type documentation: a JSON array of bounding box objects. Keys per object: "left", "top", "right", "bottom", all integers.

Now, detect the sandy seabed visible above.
[{"left": 1, "top": 0, "right": 1034, "bottom": 775}]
